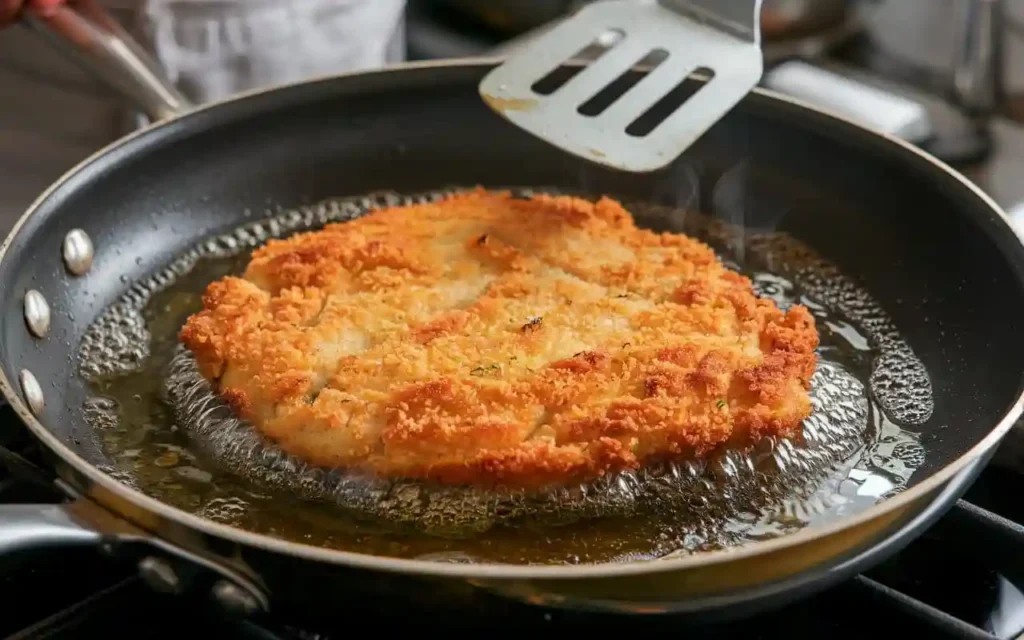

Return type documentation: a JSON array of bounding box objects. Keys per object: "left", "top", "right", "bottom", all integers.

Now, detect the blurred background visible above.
[{"left": 2, "top": 0, "right": 1023, "bottom": 230}]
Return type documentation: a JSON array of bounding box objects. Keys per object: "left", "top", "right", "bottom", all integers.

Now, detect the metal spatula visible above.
[{"left": 479, "top": 0, "right": 764, "bottom": 173}]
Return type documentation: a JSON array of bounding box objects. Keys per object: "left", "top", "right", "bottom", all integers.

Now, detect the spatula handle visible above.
[{"left": 661, "top": 0, "right": 763, "bottom": 44}]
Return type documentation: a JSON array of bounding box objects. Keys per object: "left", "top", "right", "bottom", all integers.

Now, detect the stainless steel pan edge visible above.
[{"left": 0, "top": 1, "right": 1022, "bottom": 611}]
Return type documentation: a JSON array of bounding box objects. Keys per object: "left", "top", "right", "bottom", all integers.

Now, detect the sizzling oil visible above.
[{"left": 78, "top": 189, "right": 931, "bottom": 565}]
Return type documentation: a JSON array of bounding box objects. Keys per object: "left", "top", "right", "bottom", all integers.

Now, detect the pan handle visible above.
[
  {"left": 0, "top": 499, "right": 270, "bottom": 616},
  {"left": 0, "top": 503, "right": 99, "bottom": 550},
  {"left": 21, "top": 1, "right": 192, "bottom": 121}
]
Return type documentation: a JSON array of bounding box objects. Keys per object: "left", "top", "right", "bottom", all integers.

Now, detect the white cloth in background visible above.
[{"left": 133, "top": 0, "right": 406, "bottom": 105}]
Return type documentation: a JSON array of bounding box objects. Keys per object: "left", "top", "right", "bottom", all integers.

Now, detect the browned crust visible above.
[{"left": 179, "top": 188, "right": 819, "bottom": 490}]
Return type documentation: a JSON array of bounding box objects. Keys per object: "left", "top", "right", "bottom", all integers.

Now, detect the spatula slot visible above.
[
  {"left": 577, "top": 48, "right": 670, "bottom": 117},
  {"left": 530, "top": 28, "right": 626, "bottom": 96},
  {"left": 625, "top": 67, "right": 717, "bottom": 138}
]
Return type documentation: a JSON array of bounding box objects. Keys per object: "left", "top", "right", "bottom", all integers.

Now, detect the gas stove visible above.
[
  {"left": 8, "top": 1, "right": 1024, "bottom": 638},
  {"left": 5, "top": 409, "right": 1024, "bottom": 639}
]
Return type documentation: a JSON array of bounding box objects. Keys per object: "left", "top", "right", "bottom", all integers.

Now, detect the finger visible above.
[
  {"left": 0, "top": 0, "right": 22, "bottom": 25},
  {"left": 26, "top": 0, "right": 65, "bottom": 17}
]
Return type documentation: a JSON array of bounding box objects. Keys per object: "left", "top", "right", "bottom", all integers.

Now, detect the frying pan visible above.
[{"left": 1, "top": 3, "right": 1024, "bottom": 627}]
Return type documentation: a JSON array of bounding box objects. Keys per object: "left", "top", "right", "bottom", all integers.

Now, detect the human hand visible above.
[{"left": 0, "top": 0, "right": 67, "bottom": 27}]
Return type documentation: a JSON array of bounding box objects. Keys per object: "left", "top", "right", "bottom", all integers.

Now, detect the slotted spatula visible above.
[{"left": 479, "top": 0, "right": 764, "bottom": 173}]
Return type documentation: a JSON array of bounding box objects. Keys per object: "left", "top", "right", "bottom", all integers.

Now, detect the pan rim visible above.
[{"left": 1, "top": 56, "right": 1022, "bottom": 581}]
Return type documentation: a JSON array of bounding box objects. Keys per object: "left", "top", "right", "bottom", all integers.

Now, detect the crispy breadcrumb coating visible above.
[{"left": 179, "top": 189, "right": 818, "bottom": 489}]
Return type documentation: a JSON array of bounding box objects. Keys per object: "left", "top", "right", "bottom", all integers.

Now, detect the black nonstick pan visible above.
[{"left": 1, "top": 4, "right": 1024, "bottom": 628}]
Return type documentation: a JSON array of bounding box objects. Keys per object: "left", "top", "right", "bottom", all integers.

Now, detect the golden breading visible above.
[{"left": 179, "top": 189, "right": 818, "bottom": 490}]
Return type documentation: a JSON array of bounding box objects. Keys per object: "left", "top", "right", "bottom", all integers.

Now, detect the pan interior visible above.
[
  {"left": 76, "top": 184, "right": 929, "bottom": 565},
  {"left": 3, "top": 63, "right": 1024, "bottom": 566}
]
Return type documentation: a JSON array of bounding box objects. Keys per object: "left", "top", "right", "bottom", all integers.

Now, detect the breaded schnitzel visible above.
[{"left": 179, "top": 188, "right": 818, "bottom": 490}]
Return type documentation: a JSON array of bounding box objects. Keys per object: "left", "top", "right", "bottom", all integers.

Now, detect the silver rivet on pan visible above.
[
  {"left": 18, "top": 369, "right": 44, "bottom": 416},
  {"left": 211, "top": 580, "right": 262, "bottom": 616},
  {"left": 23, "top": 289, "right": 51, "bottom": 338},
  {"left": 138, "top": 557, "right": 182, "bottom": 594},
  {"left": 62, "top": 229, "right": 94, "bottom": 276}
]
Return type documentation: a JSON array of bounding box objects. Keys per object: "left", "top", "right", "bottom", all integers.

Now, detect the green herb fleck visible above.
[
  {"left": 521, "top": 316, "right": 543, "bottom": 333},
  {"left": 716, "top": 399, "right": 727, "bottom": 409},
  {"left": 471, "top": 363, "right": 502, "bottom": 377}
]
